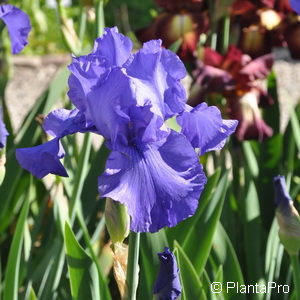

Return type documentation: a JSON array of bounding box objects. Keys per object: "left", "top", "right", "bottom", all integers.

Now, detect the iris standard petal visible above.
[
  {"left": 68, "top": 54, "right": 109, "bottom": 121},
  {"left": 153, "top": 247, "right": 181, "bottom": 300},
  {"left": 0, "top": 108, "right": 9, "bottom": 148},
  {"left": 16, "top": 138, "right": 68, "bottom": 179},
  {"left": 98, "top": 131, "right": 206, "bottom": 233},
  {"left": 177, "top": 103, "right": 238, "bottom": 155},
  {"left": 0, "top": 4, "right": 31, "bottom": 54},
  {"left": 125, "top": 39, "right": 187, "bottom": 118},
  {"left": 86, "top": 68, "right": 136, "bottom": 147},
  {"left": 92, "top": 27, "right": 133, "bottom": 67},
  {"left": 43, "top": 108, "right": 97, "bottom": 138}
]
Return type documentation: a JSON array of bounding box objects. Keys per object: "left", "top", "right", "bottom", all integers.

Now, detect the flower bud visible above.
[
  {"left": 105, "top": 198, "right": 130, "bottom": 244},
  {"left": 274, "top": 175, "right": 300, "bottom": 255}
]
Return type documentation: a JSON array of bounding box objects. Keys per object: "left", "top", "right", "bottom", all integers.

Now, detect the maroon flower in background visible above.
[
  {"left": 190, "top": 46, "right": 274, "bottom": 141},
  {"left": 136, "top": 0, "right": 208, "bottom": 61}
]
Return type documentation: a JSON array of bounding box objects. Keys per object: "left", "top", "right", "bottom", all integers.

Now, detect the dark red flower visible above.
[
  {"left": 136, "top": 11, "right": 208, "bottom": 61},
  {"left": 189, "top": 47, "right": 274, "bottom": 140}
]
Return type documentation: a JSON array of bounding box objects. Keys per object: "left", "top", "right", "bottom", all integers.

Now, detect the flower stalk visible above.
[
  {"left": 125, "top": 232, "right": 140, "bottom": 300},
  {"left": 290, "top": 254, "right": 300, "bottom": 299}
]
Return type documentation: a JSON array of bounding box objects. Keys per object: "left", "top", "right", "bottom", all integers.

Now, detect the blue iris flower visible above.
[
  {"left": 0, "top": 107, "right": 8, "bottom": 148},
  {"left": 16, "top": 27, "right": 237, "bottom": 232},
  {"left": 153, "top": 247, "right": 181, "bottom": 300},
  {"left": 0, "top": 4, "right": 31, "bottom": 54}
]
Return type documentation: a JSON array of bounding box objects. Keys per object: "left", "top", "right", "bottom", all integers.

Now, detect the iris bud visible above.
[
  {"left": 274, "top": 175, "right": 300, "bottom": 255},
  {"left": 105, "top": 198, "right": 130, "bottom": 244}
]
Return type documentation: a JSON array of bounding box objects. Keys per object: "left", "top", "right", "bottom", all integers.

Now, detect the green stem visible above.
[
  {"left": 95, "top": 0, "right": 105, "bottom": 38},
  {"left": 76, "top": 210, "right": 112, "bottom": 300},
  {"left": 222, "top": 15, "right": 230, "bottom": 54},
  {"left": 290, "top": 254, "right": 300, "bottom": 299},
  {"left": 125, "top": 232, "right": 140, "bottom": 300},
  {"left": 69, "top": 133, "right": 92, "bottom": 221}
]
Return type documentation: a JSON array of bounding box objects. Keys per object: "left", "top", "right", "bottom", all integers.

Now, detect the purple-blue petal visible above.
[
  {"left": 16, "top": 138, "right": 68, "bottom": 179},
  {"left": 98, "top": 131, "right": 206, "bottom": 233},
  {"left": 0, "top": 4, "right": 31, "bottom": 54},
  {"left": 86, "top": 68, "right": 137, "bottom": 148},
  {"left": 153, "top": 247, "right": 181, "bottom": 300},
  {"left": 0, "top": 107, "right": 9, "bottom": 148},
  {"left": 92, "top": 27, "right": 133, "bottom": 67},
  {"left": 290, "top": 0, "right": 300, "bottom": 14},
  {"left": 177, "top": 104, "right": 238, "bottom": 155},
  {"left": 125, "top": 39, "right": 187, "bottom": 119},
  {"left": 273, "top": 175, "right": 292, "bottom": 208},
  {"left": 68, "top": 54, "right": 109, "bottom": 121},
  {"left": 43, "top": 108, "right": 97, "bottom": 138}
]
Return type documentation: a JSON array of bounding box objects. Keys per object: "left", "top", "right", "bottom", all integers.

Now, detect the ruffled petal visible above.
[
  {"left": 153, "top": 247, "right": 181, "bottom": 300},
  {"left": 125, "top": 40, "right": 187, "bottom": 118},
  {"left": 16, "top": 138, "right": 68, "bottom": 179},
  {"left": 93, "top": 27, "right": 133, "bottom": 67},
  {"left": 0, "top": 5, "right": 31, "bottom": 54},
  {"left": 86, "top": 68, "right": 136, "bottom": 147},
  {"left": 43, "top": 108, "right": 97, "bottom": 138},
  {"left": 0, "top": 107, "right": 9, "bottom": 148},
  {"left": 68, "top": 54, "right": 109, "bottom": 121},
  {"left": 177, "top": 103, "right": 238, "bottom": 155},
  {"left": 98, "top": 131, "right": 206, "bottom": 233}
]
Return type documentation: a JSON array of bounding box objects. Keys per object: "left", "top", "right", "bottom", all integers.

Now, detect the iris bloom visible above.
[
  {"left": 153, "top": 247, "right": 181, "bottom": 300},
  {"left": 190, "top": 46, "right": 273, "bottom": 141},
  {"left": 0, "top": 4, "right": 31, "bottom": 54},
  {"left": 16, "top": 27, "right": 237, "bottom": 232},
  {"left": 0, "top": 107, "right": 8, "bottom": 149}
]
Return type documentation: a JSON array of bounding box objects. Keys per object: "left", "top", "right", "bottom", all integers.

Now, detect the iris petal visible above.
[
  {"left": 0, "top": 108, "right": 8, "bottom": 148},
  {"left": 98, "top": 131, "right": 206, "bottom": 233},
  {"left": 93, "top": 27, "right": 133, "bottom": 67},
  {"left": 0, "top": 4, "right": 31, "bottom": 54},
  {"left": 16, "top": 138, "right": 68, "bottom": 179},
  {"left": 125, "top": 40, "right": 187, "bottom": 118},
  {"left": 177, "top": 103, "right": 238, "bottom": 155},
  {"left": 43, "top": 108, "right": 97, "bottom": 138}
]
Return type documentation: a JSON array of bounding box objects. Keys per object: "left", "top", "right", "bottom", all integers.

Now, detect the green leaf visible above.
[
  {"left": 182, "top": 171, "right": 229, "bottom": 274},
  {"left": 64, "top": 222, "right": 100, "bottom": 300},
  {"left": 242, "top": 180, "right": 264, "bottom": 287},
  {"left": 213, "top": 223, "right": 245, "bottom": 300},
  {"left": 242, "top": 142, "right": 259, "bottom": 178},
  {"left": 290, "top": 109, "right": 300, "bottom": 154},
  {"left": 174, "top": 241, "right": 205, "bottom": 300},
  {"left": 3, "top": 196, "right": 30, "bottom": 300}
]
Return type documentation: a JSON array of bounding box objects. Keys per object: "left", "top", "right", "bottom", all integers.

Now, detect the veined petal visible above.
[
  {"left": 125, "top": 39, "right": 187, "bottom": 118},
  {"left": 93, "top": 27, "right": 133, "bottom": 67},
  {"left": 86, "top": 68, "right": 135, "bottom": 147},
  {"left": 98, "top": 131, "right": 206, "bottom": 233},
  {"left": 43, "top": 108, "right": 97, "bottom": 138},
  {"left": 68, "top": 54, "right": 109, "bottom": 121},
  {"left": 16, "top": 138, "right": 68, "bottom": 179},
  {"left": 0, "top": 108, "right": 8, "bottom": 148},
  {"left": 0, "top": 4, "right": 31, "bottom": 54},
  {"left": 177, "top": 103, "right": 238, "bottom": 155},
  {"left": 153, "top": 247, "right": 181, "bottom": 300}
]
